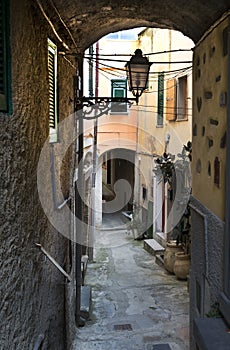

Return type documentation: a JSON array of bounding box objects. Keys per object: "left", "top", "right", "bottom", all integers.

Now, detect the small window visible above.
[
  {"left": 177, "top": 75, "right": 188, "bottom": 120},
  {"left": 48, "top": 39, "right": 58, "bottom": 143},
  {"left": 157, "top": 72, "right": 164, "bottom": 126},
  {"left": 0, "top": 0, "right": 11, "bottom": 113},
  {"left": 111, "top": 79, "right": 127, "bottom": 114}
]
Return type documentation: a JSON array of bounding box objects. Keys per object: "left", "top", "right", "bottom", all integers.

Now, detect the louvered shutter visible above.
[
  {"left": 166, "top": 79, "right": 176, "bottom": 121},
  {"left": 48, "top": 39, "right": 58, "bottom": 142},
  {"left": 157, "top": 72, "right": 164, "bottom": 126},
  {"left": 0, "top": 0, "right": 7, "bottom": 111},
  {"left": 111, "top": 79, "right": 127, "bottom": 113},
  {"left": 48, "top": 49, "right": 56, "bottom": 128}
]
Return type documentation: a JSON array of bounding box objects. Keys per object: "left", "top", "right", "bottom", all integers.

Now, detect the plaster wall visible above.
[
  {"left": 133, "top": 28, "right": 193, "bottom": 235},
  {"left": 192, "top": 16, "right": 229, "bottom": 221},
  {"left": 0, "top": 1, "right": 75, "bottom": 348}
]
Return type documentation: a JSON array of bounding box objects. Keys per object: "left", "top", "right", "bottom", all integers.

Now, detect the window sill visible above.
[
  {"left": 109, "top": 112, "right": 129, "bottom": 116},
  {"left": 156, "top": 124, "right": 164, "bottom": 128},
  {"left": 167, "top": 118, "right": 188, "bottom": 122},
  {"left": 176, "top": 118, "right": 189, "bottom": 122}
]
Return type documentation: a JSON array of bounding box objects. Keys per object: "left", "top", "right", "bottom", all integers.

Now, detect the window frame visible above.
[
  {"left": 176, "top": 75, "right": 188, "bottom": 121},
  {"left": 48, "top": 38, "right": 58, "bottom": 143},
  {"left": 110, "top": 79, "right": 128, "bottom": 114},
  {"left": 165, "top": 75, "right": 188, "bottom": 122}
]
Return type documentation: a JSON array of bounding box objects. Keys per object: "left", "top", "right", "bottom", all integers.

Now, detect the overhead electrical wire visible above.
[
  {"left": 86, "top": 56, "right": 192, "bottom": 75},
  {"left": 84, "top": 55, "right": 192, "bottom": 65},
  {"left": 49, "top": 0, "right": 78, "bottom": 50},
  {"left": 84, "top": 48, "right": 193, "bottom": 57},
  {"left": 130, "top": 107, "right": 192, "bottom": 117},
  {"left": 87, "top": 62, "right": 193, "bottom": 114},
  {"left": 87, "top": 56, "right": 192, "bottom": 95}
]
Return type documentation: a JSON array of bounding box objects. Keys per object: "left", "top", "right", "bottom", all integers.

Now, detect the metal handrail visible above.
[{"left": 33, "top": 334, "right": 44, "bottom": 350}]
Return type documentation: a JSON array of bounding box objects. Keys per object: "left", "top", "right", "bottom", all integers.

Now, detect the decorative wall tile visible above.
[
  {"left": 193, "top": 124, "right": 197, "bottom": 136},
  {"left": 219, "top": 92, "right": 227, "bottom": 107},
  {"left": 220, "top": 132, "right": 226, "bottom": 148},
  {"left": 209, "top": 118, "right": 219, "bottom": 126},
  {"left": 204, "top": 91, "right": 213, "bottom": 99},
  {"left": 197, "top": 97, "right": 202, "bottom": 112}
]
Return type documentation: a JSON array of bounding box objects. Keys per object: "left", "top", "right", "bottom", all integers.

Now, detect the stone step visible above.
[
  {"left": 144, "top": 239, "right": 165, "bottom": 256},
  {"left": 80, "top": 285, "right": 91, "bottom": 320}
]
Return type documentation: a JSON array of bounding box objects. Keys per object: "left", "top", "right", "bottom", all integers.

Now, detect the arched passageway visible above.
[
  {"left": 1, "top": 1, "right": 229, "bottom": 349},
  {"left": 37, "top": 0, "right": 229, "bottom": 49}
]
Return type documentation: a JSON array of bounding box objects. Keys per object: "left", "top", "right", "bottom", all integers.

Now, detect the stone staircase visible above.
[{"left": 144, "top": 236, "right": 165, "bottom": 267}]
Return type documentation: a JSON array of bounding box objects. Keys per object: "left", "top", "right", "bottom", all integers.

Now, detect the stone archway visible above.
[{"left": 37, "top": 0, "right": 229, "bottom": 50}]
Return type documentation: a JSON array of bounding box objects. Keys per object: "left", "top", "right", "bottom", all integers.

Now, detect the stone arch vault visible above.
[{"left": 37, "top": 0, "right": 229, "bottom": 51}]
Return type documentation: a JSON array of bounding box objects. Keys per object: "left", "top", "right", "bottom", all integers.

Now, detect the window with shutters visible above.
[
  {"left": 0, "top": 0, "right": 11, "bottom": 113},
  {"left": 166, "top": 79, "right": 177, "bottom": 121},
  {"left": 166, "top": 75, "right": 188, "bottom": 121},
  {"left": 110, "top": 79, "right": 127, "bottom": 114},
  {"left": 157, "top": 72, "right": 164, "bottom": 126},
  {"left": 48, "top": 39, "right": 58, "bottom": 143},
  {"left": 177, "top": 75, "right": 188, "bottom": 120}
]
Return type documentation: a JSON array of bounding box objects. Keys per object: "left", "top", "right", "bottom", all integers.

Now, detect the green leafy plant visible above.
[
  {"left": 175, "top": 205, "right": 191, "bottom": 255},
  {"left": 206, "top": 302, "right": 222, "bottom": 318},
  {"left": 154, "top": 152, "right": 175, "bottom": 184}
]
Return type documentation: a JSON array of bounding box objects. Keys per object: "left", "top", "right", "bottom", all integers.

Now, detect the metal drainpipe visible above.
[
  {"left": 88, "top": 45, "right": 94, "bottom": 98},
  {"left": 89, "top": 41, "right": 99, "bottom": 262}
]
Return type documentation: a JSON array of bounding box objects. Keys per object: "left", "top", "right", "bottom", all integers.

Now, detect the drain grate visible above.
[
  {"left": 151, "top": 345, "right": 171, "bottom": 350},
  {"left": 114, "top": 323, "right": 133, "bottom": 331}
]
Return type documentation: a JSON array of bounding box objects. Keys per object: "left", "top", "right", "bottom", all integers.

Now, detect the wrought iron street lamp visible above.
[
  {"left": 79, "top": 49, "right": 152, "bottom": 110},
  {"left": 125, "top": 49, "right": 152, "bottom": 104}
]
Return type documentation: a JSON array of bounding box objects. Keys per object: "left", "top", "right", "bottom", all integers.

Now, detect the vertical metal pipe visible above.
[
  {"left": 88, "top": 45, "right": 94, "bottom": 97},
  {"left": 89, "top": 42, "right": 99, "bottom": 261}
]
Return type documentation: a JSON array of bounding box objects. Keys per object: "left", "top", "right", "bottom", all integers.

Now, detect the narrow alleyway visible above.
[{"left": 71, "top": 213, "right": 189, "bottom": 350}]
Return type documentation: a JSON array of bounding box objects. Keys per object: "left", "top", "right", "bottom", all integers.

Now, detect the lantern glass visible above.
[{"left": 125, "top": 49, "right": 152, "bottom": 102}]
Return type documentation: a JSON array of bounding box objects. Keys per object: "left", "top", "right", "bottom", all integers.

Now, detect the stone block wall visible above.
[
  {"left": 0, "top": 1, "right": 75, "bottom": 349},
  {"left": 189, "top": 196, "right": 225, "bottom": 350}
]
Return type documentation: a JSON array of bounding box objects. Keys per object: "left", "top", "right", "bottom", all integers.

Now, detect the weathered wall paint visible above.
[
  {"left": 192, "top": 16, "right": 228, "bottom": 221},
  {"left": 0, "top": 1, "right": 75, "bottom": 349},
  {"left": 190, "top": 14, "right": 229, "bottom": 350}
]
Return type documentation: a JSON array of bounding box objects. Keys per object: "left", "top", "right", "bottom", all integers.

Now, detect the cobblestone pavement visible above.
[{"left": 71, "top": 215, "right": 189, "bottom": 350}]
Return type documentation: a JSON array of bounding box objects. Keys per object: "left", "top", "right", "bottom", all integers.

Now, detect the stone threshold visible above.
[{"left": 194, "top": 317, "right": 230, "bottom": 349}]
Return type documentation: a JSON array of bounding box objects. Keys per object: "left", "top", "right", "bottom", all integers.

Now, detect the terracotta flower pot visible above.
[
  {"left": 174, "top": 252, "right": 190, "bottom": 280},
  {"left": 164, "top": 241, "right": 183, "bottom": 273}
]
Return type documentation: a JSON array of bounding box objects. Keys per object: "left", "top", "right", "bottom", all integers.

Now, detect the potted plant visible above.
[
  {"left": 173, "top": 205, "right": 191, "bottom": 280},
  {"left": 154, "top": 142, "right": 192, "bottom": 277}
]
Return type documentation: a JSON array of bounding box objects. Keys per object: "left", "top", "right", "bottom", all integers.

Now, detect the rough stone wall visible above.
[
  {"left": 0, "top": 1, "right": 75, "bottom": 349},
  {"left": 189, "top": 196, "right": 225, "bottom": 350}
]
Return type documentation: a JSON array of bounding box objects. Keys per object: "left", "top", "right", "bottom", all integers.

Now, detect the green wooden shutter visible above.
[
  {"left": 157, "top": 72, "right": 164, "bottom": 126},
  {"left": 48, "top": 49, "right": 56, "bottom": 129},
  {"left": 111, "top": 79, "right": 127, "bottom": 113},
  {"left": 0, "top": 0, "right": 9, "bottom": 112},
  {"left": 48, "top": 39, "right": 58, "bottom": 142}
]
